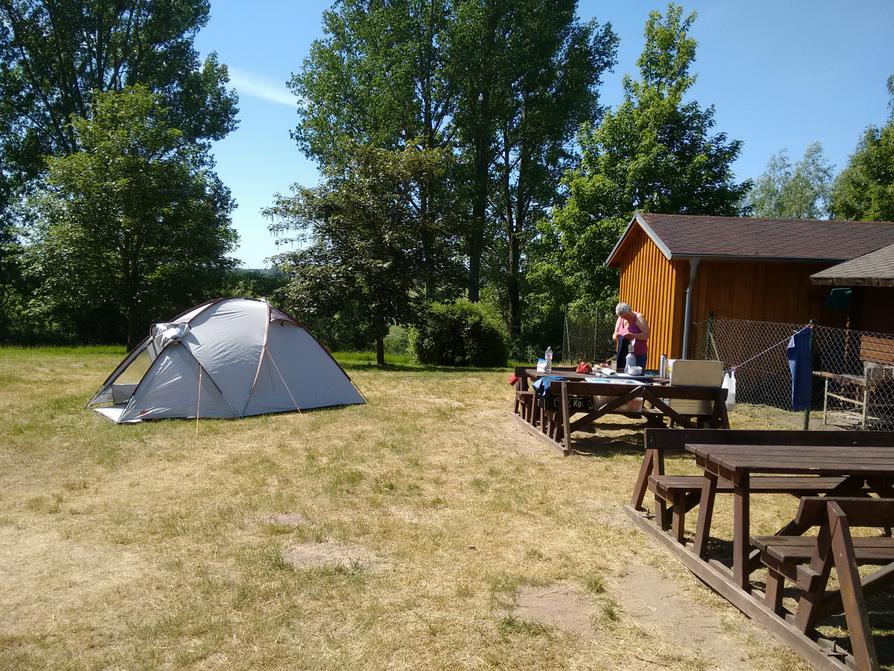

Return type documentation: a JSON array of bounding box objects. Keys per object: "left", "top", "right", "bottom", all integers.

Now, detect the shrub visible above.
[{"left": 413, "top": 299, "right": 508, "bottom": 367}]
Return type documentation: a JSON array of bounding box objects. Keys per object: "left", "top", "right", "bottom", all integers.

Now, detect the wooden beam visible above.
[{"left": 624, "top": 505, "right": 853, "bottom": 671}]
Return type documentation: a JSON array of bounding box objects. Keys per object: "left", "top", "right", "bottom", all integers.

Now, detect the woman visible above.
[{"left": 613, "top": 302, "right": 650, "bottom": 370}]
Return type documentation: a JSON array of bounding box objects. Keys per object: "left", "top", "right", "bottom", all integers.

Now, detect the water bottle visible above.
[
  {"left": 625, "top": 351, "right": 636, "bottom": 374},
  {"left": 659, "top": 354, "right": 668, "bottom": 378},
  {"left": 545, "top": 346, "right": 553, "bottom": 372}
]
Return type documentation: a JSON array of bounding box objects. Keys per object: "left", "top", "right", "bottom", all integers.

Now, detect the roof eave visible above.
[{"left": 605, "top": 212, "right": 673, "bottom": 266}]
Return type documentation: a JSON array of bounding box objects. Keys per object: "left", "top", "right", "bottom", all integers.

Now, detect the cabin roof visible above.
[
  {"left": 811, "top": 242, "right": 894, "bottom": 287},
  {"left": 606, "top": 212, "right": 894, "bottom": 266}
]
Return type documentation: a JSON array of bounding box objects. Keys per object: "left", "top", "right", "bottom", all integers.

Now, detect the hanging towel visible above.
[{"left": 787, "top": 327, "right": 812, "bottom": 412}]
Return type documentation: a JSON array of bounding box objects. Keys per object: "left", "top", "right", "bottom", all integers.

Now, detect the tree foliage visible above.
[
  {"left": 0, "top": 0, "right": 236, "bottom": 198},
  {"left": 831, "top": 76, "right": 894, "bottom": 221},
  {"left": 286, "top": 0, "right": 616, "bottom": 359},
  {"left": 746, "top": 142, "right": 833, "bottom": 219},
  {"left": 267, "top": 146, "right": 452, "bottom": 365},
  {"left": 532, "top": 3, "right": 749, "bottom": 317},
  {"left": 25, "top": 86, "right": 237, "bottom": 348}
]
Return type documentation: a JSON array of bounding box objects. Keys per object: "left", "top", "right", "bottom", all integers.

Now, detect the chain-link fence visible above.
[
  {"left": 692, "top": 318, "right": 894, "bottom": 429},
  {"left": 561, "top": 313, "right": 617, "bottom": 364}
]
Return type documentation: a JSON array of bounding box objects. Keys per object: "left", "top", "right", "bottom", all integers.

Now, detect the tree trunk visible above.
[
  {"left": 126, "top": 309, "right": 141, "bottom": 351},
  {"left": 468, "top": 119, "right": 488, "bottom": 302},
  {"left": 375, "top": 333, "right": 385, "bottom": 367}
]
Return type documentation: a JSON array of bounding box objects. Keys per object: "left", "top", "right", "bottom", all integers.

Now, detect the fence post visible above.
[
  {"left": 802, "top": 320, "right": 814, "bottom": 431},
  {"left": 703, "top": 312, "right": 715, "bottom": 360}
]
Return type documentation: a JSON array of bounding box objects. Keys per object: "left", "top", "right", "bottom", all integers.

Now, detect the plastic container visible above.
[
  {"left": 545, "top": 347, "right": 553, "bottom": 372},
  {"left": 625, "top": 351, "right": 636, "bottom": 374}
]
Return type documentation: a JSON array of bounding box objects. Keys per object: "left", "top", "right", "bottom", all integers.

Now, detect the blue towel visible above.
[
  {"left": 787, "top": 327, "right": 812, "bottom": 411},
  {"left": 531, "top": 376, "right": 565, "bottom": 398}
]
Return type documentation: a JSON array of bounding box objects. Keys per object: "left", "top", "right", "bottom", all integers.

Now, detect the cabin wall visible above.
[
  {"left": 851, "top": 287, "right": 894, "bottom": 335},
  {"left": 688, "top": 260, "right": 846, "bottom": 350},
  {"left": 615, "top": 227, "right": 684, "bottom": 368}
]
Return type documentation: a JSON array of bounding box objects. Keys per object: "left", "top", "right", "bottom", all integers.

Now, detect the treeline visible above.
[{"left": 0, "top": 1, "right": 892, "bottom": 364}]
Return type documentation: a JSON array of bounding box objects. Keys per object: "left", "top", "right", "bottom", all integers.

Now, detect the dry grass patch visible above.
[{"left": 0, "top": 347, "right": 820, "bottom": 670}]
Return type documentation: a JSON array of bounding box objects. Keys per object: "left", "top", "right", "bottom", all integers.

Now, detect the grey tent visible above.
[{"left": 88, "top": 297, "right": 364, "bottom": 423}]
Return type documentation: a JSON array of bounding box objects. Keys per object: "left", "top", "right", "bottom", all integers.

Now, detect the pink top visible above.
[{"left": 616, "top": 314, "right": 648, "bottom": 356}]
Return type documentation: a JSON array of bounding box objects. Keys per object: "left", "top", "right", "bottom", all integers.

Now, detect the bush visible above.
[{"left": 413, "top": 299, "right": 508, "bottom": 367}]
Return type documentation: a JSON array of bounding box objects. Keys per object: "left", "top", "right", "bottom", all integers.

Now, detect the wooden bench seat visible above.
[
  {"left": 650, "top": 474, "right": 851, "bottom": 499},
  {"left": 753, "top": 535, "right": 894, "bottom": 566}
]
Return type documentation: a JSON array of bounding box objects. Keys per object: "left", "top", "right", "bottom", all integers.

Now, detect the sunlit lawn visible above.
[{"left": 0, "top": 346, "right": 819, "bottom": 670}]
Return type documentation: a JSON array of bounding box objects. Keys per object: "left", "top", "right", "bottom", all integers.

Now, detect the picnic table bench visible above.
[
  {"left": 754, "top": 497, "right": 894, "bottom": 670},
  {"left": 512, "top": 369, "right": 728, "bottom": 455}
]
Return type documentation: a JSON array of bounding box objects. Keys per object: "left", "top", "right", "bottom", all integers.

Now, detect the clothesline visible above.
[{"left": 725, "top": 323, "right": 812, "bottom": 375}]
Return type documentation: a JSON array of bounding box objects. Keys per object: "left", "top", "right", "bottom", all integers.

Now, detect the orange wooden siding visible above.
[
  {"left": 689, "top": 260, "right": 846, "bottom": 331},
  {"left": 615, "top": 227, "right": 683, "bottom": 368}
]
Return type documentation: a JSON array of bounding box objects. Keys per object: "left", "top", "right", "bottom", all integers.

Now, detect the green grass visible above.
[{"left": 0, "top": 346, "right": 816, "bottom": 671}]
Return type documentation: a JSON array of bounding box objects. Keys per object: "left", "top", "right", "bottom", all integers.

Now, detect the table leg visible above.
[
  {"left": 693, "top": 471, "right": 718, "bottom": 559},
  {"left": 733, "top": 470, "right": 751, "bottom": 592}
]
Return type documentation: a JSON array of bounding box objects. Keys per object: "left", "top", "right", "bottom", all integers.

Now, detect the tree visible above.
[
  {"left": 0, "top": 0, "right": 237, "bottom": 189},
  {"left": 746, "top": 142, "right": 833, "bottom": 219},
  {"left": 290, "top": 0, "right": 461, "bottom": 300},
  {"left": 533, "top": 3, "right": 749, "bottom": 315},
  {"left": 267, "top": 146, "right": 450, "bottom": 366},
  {"left": 25, "top": 86, "right": 237, "bottom": 348},
  {"left": 485, "top": 1, "right": 616, "bottom": 343},
  {"left": 831, "top": 75, "right": 894, "bottom": 221}
]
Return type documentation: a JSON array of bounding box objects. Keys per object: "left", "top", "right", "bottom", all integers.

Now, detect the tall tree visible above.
[
  {"left": 0, "top": 0, "right": 237, "bottom": 194},
  {"left": 485, "top": 1, "right": 616, "bottom": 342},
  {"left": 290, "top": 0, "right": 461, "bottom": 300},
  {"left": 533, "top": 2, "right": 749, "bottom": 315},
  {"left": 267, "top": 146, "right": 448, "bottom": 366},
  {"left": 746, "top": 142, "right": 834, "bottom": 219},
  {"left": 25, "top": 86, "right": 237, "bottom": 348},
  {"left": 831, "top": 74, "right": 894, "bottom": 221}
]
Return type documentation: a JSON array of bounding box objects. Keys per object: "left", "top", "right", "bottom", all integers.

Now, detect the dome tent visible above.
[{"left": 88, "top": 298, "right": 364, "bottom": 423}]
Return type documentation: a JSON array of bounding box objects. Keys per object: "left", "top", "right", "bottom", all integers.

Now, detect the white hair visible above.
[{"left": 615, "top": 302, "right": 631, "bottom": 316}]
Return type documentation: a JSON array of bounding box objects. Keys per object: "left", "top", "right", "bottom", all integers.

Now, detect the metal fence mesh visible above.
[
  {"left": 692, "top": 318, "right": 894, "bottom": 430},
  {"left": 561, "top": 314, "right": 617, "bottom": 365}
]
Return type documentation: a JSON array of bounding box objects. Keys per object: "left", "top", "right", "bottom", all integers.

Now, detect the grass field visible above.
[{"left": 0, "top": 347, "right": 820, "bottom": 670}]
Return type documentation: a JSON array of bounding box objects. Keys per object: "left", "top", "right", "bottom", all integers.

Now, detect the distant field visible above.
[{"left": 0, "top": 346, "right": 815, "bottom": 670}]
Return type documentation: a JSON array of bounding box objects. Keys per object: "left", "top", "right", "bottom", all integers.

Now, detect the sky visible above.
[{"left": 195, "top": 1, "right": 894, "bottom": 268}]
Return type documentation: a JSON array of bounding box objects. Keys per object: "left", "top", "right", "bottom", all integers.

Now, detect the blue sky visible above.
[{"left": 195, "top": 1, "right": 894, "bottom": 268}]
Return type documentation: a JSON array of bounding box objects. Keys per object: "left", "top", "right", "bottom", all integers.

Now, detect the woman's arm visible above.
[
  {"left": 612, "top": 316, "right": 622, "bottom": 339},
  {"left": 629, "top": 313, "right": 650, "bottom": 340}
]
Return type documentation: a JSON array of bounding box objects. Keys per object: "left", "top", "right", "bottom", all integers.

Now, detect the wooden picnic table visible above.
[
  {"left": 686, "top": 443, "right": 894, "bottom": 592},
  {"left": 625, "top": 430, "right": 894, "bottom": 671},
  {"left": 512, "top": 369, "right": 728, "bottom": 455}
]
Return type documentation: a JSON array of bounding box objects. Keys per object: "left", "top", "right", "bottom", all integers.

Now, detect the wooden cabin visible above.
[{"left": 606, "top": 213, "right": 894, "bottom": 368}]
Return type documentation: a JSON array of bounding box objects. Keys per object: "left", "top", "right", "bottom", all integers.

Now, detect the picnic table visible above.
[
  {"left": 687, "top": 443, "right": 894, "bottom": 591},
  {"left": 625, "top": 429, "right": 894, "bottom": 671},
  {"left": 512, "top": 367, "right": 729, "bottom": 455}
]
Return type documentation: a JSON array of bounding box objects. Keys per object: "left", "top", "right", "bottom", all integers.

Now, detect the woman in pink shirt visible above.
[{"left": 613, "top": 302, "right": 650, "bottom": 370}]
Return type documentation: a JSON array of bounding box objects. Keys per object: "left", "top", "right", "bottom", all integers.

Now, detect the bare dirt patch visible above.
[
  {"left": 281, "top": 541, "right": 379, "bottom": 571},
  {"left": 508, "top": 584, "right": 597, "bottom": 635},
  {"left": 613, "top": 563, "right": 759, "bottom": 670}
]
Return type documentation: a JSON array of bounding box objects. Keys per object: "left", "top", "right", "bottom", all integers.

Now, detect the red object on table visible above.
[{"left": 575, "top": 362, "right": 592, "bottom": 374}]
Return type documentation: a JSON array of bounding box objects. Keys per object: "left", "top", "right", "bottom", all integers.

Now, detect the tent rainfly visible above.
[{"left": 88, "top": 297, "right": 365, "bottom": 423}]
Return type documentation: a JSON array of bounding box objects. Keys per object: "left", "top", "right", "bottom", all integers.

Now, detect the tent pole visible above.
[{"left": 195, "top": 365, "right": 202, "bottom": 439}]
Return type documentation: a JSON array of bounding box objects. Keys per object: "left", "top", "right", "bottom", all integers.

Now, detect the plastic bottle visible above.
[
  {"left": 545, "top": 346, "right": 553, "bottom": 372},
  {"left": 625, "top": 351, "right": 636, "bottom": 374},
  {"left": 659, "top": 354, "right": 668, "bottom": 378}
]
